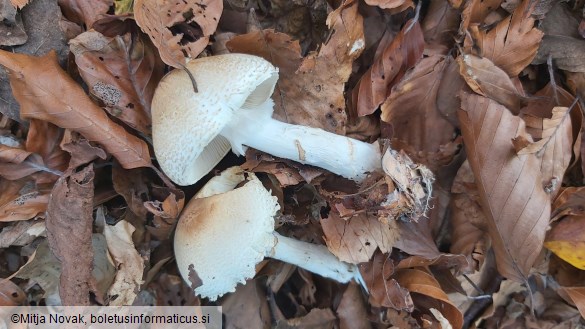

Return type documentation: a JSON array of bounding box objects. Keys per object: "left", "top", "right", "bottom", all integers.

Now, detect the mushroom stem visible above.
[
  {"left": 268, "top": 232, "right": 363, "bottom": 284},
  {"left": 224, "top": 106, "right": 382, "bottom": 181}
]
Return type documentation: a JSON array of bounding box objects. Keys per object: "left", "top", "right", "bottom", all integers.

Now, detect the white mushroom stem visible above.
[
  {"left": 269, "top": 232, "right": 365, "bottom": 286},
  {"left": 222, "top": 103, "right": 382, "bottom": 181}
]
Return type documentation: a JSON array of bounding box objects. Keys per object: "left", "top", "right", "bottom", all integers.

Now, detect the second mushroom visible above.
[{"left": 174, "top": 166, "right": 366, "bottom": 300}]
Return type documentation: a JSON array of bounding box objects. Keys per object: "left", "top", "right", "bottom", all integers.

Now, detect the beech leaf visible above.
[
  {"left": 0, "top": 50, "right": 152, "bottom": 169},
  {"left": 321, "top": 211, "right": 398, "bottom": 264},
  {"left": 70, "top": 30, "right": 165, "bottom": 136},
  {"left": 458, "top": 92, "right": 551, "bottom": 282},
  {"left": 353, "top": 20, "right": 424, "bottom": 117},
  {"left": 134, "top": 0, "right": 222, "bottom": 68},
  {"left": 465, "top": 0, "right": 544, "bottom": 76}
]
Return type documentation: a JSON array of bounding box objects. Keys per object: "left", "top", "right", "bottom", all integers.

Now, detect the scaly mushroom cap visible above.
[
  {"left": 152, "top": 54, "right": 279, "bottom": 185},
  {"left": 174, "top": 171, "right": 280, "bottom": 300}
]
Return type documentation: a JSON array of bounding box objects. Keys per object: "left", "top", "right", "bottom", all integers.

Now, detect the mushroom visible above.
[
  {"left": 152, "top": 53, "right": 382, "bottom": 185},
  {"left": 174, "top": 166, "right": 365, "bottom": 300}
]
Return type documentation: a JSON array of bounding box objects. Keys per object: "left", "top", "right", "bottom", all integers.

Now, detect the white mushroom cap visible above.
[
  {"left": 152, "top": 54, "right": 279, "bottom": 185},
  {"left": 174, "top": 171, "right": 279, "bottom": 300}
]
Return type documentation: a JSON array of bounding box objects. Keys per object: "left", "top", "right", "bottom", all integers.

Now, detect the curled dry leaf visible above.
[
  {"left": 104, "top": 219, "right": 144, "bottom": 306},
  {"left": 358, "top": 251, "right": 413, "bottom": 310},
  {"left": 465, "top": 0, "right": 544, "bottom": 76},
  {"left": 134, "top": 0, "right": 222, "bottom": 68},
  {"left": 457, "top": 54, "right": 525, "bottom": 113},
  {"left": 0, "top": 50, "right": 152, "bottom": 169},
  {"left": 144, "top": 191, "right": 185, "bottom": 240},
  {"left": 46, "top": 165, "right": 95, "bottom": 305},
  {"left": 394, "top": 268, "right": 463, "bottom": 329},
  {"left": 58, "top": 0, "right": 113, "bottom": 28},
  {"left": 352, "top": 20, "right": 424, "bottom": 117},
  {"left": 519, "top": 84, "right": 582, "bottom": 198},
  {"left": 458, "top": 92, "right": 551, "bottom": 282},
  {"left": 321, "top": 211, "right": 398, "bottom": 264},
  {"left": 60, "top": 130, "right": 108, "bottom": 170},
  {"left": 70, "top": 30, "right": 165, "bottom": 135}
]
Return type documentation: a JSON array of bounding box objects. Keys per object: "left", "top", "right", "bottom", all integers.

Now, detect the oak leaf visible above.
[
  {"left": 458, "top": 92, "right": 551, "bottom": 282},
  {"left": 0, "top": 50, "right": 152, "bottom": 169},
  {"left": 134, "top": 0, "right": 222, "bottom": 68}
]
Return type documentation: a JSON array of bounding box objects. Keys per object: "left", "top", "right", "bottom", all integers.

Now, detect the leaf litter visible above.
[{"left": 0, "top": 0, "right": 584, "bottom": 328}]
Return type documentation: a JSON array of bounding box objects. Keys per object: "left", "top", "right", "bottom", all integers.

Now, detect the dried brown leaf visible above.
[
  {"left": 515, "top": 106, "right": 570, "bottom": 152},
  {"left": 353, "top": 21, "right": 424, "bottom": 117},
  {"left": 457, "top": 54, "right": 524, "bottom": 113},
  {"left": 458, "top": 93, "right": 551, "bottom": 282},
  {"left": 0, "top": 220, "right": 45, "bottom": 248},
  {"left": 321, "top": 211, "right": 398, "bottom": 264},
  {"left": 276, "top": 308, "right": 337, "bottom": 329},
  {"left": 465, "top": 0, "right": 544, "bottom": 76},
  {"left": 144, "top": 191, "right": 185, "bottom": 240},
  {"left": 12, "top": 240, "right": 61, "bottom": 303},
  {"left": 25, "top": 120, "right": 69, "bottom": 184},
  {"left": 0, "top": 144, "right": 47, "bottom": 180},
  {"left": 134, "top": 0, "right": 222, "bottom": 68},
  {"left": 422, "top": 0, "right": 461, "bottom": 53},
  {"left": 337, "top": 282, "right": 370, "bottom": 329},
  {"left": 358, "top": 251, "right": 413, "bottom": 310},
  {"left": 394, "top": 268, "right": 463, "bottom": 329},
  {"left": 381, "top": 55, "right": 457, "bottom": 170},
  {"left": 450, "top": 161, "right": 490, "bottom": 273},
  {"left": 70, "top": 30, "right": 165, "bottom": 135},
  {"left": 0, "top": 279, "right": 25, "bottom": 306},
  {"left": 112, "top": 164, "right": 150, "bottom": 218},
  {"left": 58, "top": 0, "right": 113, "bottom": 28},
  {"left": 104, "top": 219, "right": 144, "bottom": 305},
  {"left": 226, "top": 30, "right": 304, "bottom": 124},
  {"left": 60, "top": 130, "right": 107, "bottom": 170},
  {"left": 364, "top": 0, "right": 409, "bottom": 9},
  {"left": 9, "top": 0, "right": 28, "bottom": 9},
  {"left": 221, "top": 279, "right": 271, "bottom": 329},
  {"left": 46, "top": 165, "right": 95, "bottom": 305},
  {"left": 557, "top": 287, "right": 585, "bottom": 319},
  {"left": 0, "top": 50, "right": 152, "bottom": 169}
]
